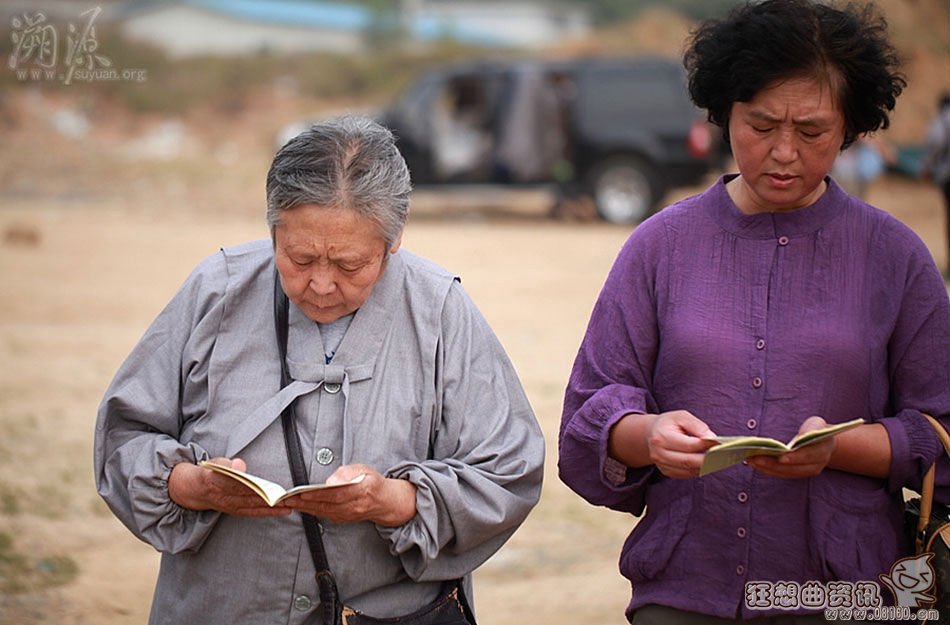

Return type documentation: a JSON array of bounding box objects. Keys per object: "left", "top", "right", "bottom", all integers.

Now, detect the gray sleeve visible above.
[
  {"left": 379, "top": 282, "right": 545, "bottom": 580},
  {"left": 93, "top": 251, "right": 229, "bottom": 554}
]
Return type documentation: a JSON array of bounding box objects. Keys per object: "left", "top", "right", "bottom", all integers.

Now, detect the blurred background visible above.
[
  {"left": 2, "top": 0, "right": 947, "bottom": 222},
  {"left": 0, "top": 1, "right": 947, "bottom": 624}
]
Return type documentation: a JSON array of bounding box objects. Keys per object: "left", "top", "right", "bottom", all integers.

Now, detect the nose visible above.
[
  {"left": 771, "top": 129, "right": 798, "bottom": 163},
  {"left": 308, "top": 267, "right": 336, "bottom": 296}
]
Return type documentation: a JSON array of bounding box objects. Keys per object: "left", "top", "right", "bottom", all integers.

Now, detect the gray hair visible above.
[{"left": 266, "top": 115, "right": 411, "bottom": 247}]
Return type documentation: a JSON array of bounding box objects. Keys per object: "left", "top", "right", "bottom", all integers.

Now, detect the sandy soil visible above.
[{"left": 0, "top": 91, "right": 946, "bottom": 625}]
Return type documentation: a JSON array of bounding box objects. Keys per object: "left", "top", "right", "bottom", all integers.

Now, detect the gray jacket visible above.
[{"left": 94, "top": 240, "right": 544, "bottom": 625}]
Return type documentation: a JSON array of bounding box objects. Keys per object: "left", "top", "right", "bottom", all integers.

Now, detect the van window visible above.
[{"left": 576, "top": 65, "right": 688, "bottom": 124}]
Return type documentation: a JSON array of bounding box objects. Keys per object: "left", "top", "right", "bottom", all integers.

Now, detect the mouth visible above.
[
  {"left": 302, "top": 298, "right": 339, "bottom": 312},
  {"left": 767, "top": 173, "right": 797, "bottom": 187}
]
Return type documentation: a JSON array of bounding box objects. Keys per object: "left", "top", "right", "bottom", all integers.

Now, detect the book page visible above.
[
  {"left": 786, "top": 418, "right": 865, "bottom": 449},
  {"left": 709, "top": 436, "right": 791, "bottom": 451},
  {"left": 279, "top": 475, "right": 366, "bottom": 500},
  {"left": 199, "top": 461, "right": 366, "bottom": 506}
]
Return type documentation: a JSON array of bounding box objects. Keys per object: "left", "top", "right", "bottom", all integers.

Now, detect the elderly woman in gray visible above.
[{"left": 94, "top": 116, "right": 544, "bottom": 625}]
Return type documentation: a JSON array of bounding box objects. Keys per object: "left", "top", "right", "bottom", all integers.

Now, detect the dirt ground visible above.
[{"left": 0, "top": 89, "right": 947, "bottom": 625}]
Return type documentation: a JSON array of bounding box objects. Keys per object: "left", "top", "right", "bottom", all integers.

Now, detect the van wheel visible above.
[{"left": 589, "top": 157, "right": 658, "bottom": 224}]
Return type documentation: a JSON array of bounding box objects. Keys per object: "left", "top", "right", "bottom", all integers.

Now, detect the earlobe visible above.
[{"left": 389, "top": 234, "right": 403, "bottom": 255}]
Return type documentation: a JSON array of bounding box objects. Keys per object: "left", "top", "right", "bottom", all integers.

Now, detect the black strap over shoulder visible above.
[
  {"left": 273, "top": 266, "right": 475, "bottom": 625},
  {"left": 274, "top": 268, "right": 343, "bottom": 625}
]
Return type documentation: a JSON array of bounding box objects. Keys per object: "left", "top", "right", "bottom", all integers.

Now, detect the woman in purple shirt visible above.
[{"left": 558, "top": 1, "right": 950, "bottom": 623}]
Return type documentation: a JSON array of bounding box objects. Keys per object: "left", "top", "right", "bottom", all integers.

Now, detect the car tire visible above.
[{"left": 589, "top": 156, "right": 659, "bottom": 224}]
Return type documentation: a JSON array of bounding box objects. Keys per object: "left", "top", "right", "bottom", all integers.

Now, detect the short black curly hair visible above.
[{"left": 683, "top": 0, "right": 905, "bottom": 149}]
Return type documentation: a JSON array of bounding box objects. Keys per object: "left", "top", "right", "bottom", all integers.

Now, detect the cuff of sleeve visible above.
[
  {"left": 560, "top": 383, "right": 655, "bottom": 511},
  {"left": 160, "top": 444, "right": 210, "bottom": 516},
  {"left": 880, "top": 410, "right": 941, "bottom": 493},
  {"left": 133, "top": 442, "right": 218, "bottom": 554},
  {"left": 601, "top": 409, "right": 655, "bottom": 490},
  {"left": 376, "top": 465, "right": 433, "bottom": 579}
]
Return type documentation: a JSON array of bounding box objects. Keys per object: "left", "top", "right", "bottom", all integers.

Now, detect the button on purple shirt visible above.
[{"left": 558, "top": 177, "right": 950, "bottom": 620}]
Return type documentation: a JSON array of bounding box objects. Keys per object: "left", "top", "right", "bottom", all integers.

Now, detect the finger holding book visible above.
[
  {"left": 609, "top": 409, "right": 719, "bottom": 480},
  {"left": 170, "top": 457, "right": 293, "bottom": 517},
  {"left": 282, "top": 463, "right": 417, "bottom": 527},
  {"left": 747, "top": 416, "right": 837, "bottom": 479}
]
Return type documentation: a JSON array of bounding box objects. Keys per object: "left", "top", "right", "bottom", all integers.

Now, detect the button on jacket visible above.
[
  {"left": 559, "top": 177, "right": 950, "bottom": 620},
  {"left": 95, "top": 241, "right": 545, "bottom": 625}
]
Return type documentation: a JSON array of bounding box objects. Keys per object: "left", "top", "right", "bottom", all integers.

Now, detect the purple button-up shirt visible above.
[{"left": 559, "top": 176, "right": 950, "bottom": 620}]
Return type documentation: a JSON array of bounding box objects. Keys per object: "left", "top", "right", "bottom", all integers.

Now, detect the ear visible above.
[{"left": 389, "top": 233, "right": 403, "bottom": 255}]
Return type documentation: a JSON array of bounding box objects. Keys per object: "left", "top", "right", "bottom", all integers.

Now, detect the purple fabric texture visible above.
[{"left": 559, "top": 176, "right": 950, "bottom": 619}]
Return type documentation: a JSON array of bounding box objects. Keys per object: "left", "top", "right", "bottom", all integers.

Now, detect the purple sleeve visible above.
[
  {"left": 558, "top": 218, "right": 667, "bottom": 514},
  {"left": 878, "top": 232, "right": 950, "bottom": 498}
]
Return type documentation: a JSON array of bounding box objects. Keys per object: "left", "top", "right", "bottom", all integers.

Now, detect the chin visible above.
[
  {"left": 298, "top": 303, "right": 338, "bottom": 322},
  {"left": 310, "top": 311, "right": 343, "bottom": 323}
]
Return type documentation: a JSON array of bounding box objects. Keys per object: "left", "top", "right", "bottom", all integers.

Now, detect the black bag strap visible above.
[
  {"left": 456, "top": 580, "right": 477, "bottom": 625},
  {"left": 916, "top": 414, "right": 950, "bottom": 553},
  {"left": 274, "top": 269, "right": 343, "bottom": 625},
  {"left": 274, "top": 267, "right": 475, "bottom": 625}
]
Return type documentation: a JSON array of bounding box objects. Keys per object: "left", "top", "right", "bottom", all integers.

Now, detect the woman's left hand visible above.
[
  {"left": 282, "top": 464, "right": 417, "bottom": 527},
  {"left": 747, "top": 416, "right": 836, "bottom": 479}
]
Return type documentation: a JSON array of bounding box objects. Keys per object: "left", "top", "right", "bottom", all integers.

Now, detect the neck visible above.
[{"left": 727, "top": 176, "right": 827, "bottom": 215}]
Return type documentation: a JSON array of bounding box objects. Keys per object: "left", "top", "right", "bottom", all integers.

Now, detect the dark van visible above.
[{"left": 377, "top": 56, "right": 719, "bottom": 223}]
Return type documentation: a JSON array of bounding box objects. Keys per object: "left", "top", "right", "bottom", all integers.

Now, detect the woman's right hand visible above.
[
  {"left": 168, "top": 458, "right": 292, "bottom": 517},
  {"left": 609, "top": 410, "right": 718, "bottom": 479}
]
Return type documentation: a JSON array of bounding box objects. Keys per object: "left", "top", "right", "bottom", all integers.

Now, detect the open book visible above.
[
  {"left": 699, "top": 418, "right": 865, "bottom": 477},
  {"left": 199, "top": 460, "right": 366, "bottom": 506}
]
